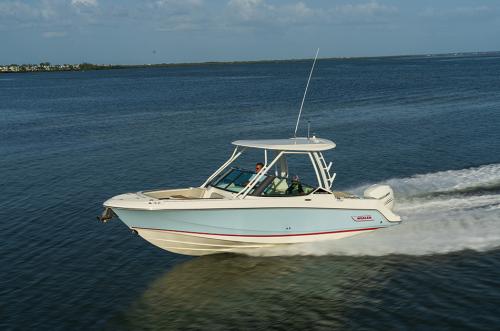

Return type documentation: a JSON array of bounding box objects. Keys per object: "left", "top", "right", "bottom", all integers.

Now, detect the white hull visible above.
[{"left": 135, "top": 227, "right": 378, "bottom": 256}]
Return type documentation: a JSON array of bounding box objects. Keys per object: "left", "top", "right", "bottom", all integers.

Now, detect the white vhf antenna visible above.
[{"left": 294, "top": 48, "right": 319, "bottom": 138}]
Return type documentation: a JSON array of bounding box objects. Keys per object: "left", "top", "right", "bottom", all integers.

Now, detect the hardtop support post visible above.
[
  {"left": 201, "top": 146, "right": 245, "bottom": 188},
  {"left": 277, "top": 152, "right": 288, "bottom": 178},
  {"left": 308, "top": 152, "right": 326, "bottom": 190},
  {"left": 316, "top": 151, "right": 335, "bottom": 189},
  {"left": 238, "top": 151, "right": 284, "bottom": 199}
]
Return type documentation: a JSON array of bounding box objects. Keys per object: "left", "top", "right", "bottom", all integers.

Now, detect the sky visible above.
[{"left": 1, "top": 0, "right": 500, "bottom": 64}]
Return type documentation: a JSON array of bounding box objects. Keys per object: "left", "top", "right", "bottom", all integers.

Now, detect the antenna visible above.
[{"left": 294, "top": 48, "right": 319, "bottom": 138}]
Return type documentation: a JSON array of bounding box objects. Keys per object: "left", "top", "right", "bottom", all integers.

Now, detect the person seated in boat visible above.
[
  {"left": 244, "top": 163, "right": 265, "bottom": 187},
  {"left": 255, "top": 162, "right": 264, "bottom": 173},
  {"left": 286, "top": 175, "right": 304, "bottom": 195}
]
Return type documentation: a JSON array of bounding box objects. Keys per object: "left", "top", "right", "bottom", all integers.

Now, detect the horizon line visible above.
[{"left": 2, "top": 50, "right": 499, "bottom": 68}]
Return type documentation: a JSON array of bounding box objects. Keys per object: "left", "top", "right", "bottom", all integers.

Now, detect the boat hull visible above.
[
  {"left": 112, "top": 207, "right": 392, "bottom": 256},
  {"left": 134, "top": 227, "right": 378, "bottom": 256}
]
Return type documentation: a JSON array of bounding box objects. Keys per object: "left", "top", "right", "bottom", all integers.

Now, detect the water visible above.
[{"left": 1, "top": 54, "right": 500, "bottom": 330}]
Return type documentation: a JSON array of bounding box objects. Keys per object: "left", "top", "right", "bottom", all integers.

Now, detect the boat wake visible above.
[{"left": 251, "top": 163, "right": 500, "bottom": 257}]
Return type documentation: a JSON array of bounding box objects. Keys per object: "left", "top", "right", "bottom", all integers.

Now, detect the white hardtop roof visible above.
[{"left": 232, "top": 137, "right": 336, "bottom": 151}]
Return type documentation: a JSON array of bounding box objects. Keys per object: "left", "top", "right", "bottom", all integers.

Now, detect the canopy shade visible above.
[{"left": 232, "top": 137, "right": 336, "bottom": 151}]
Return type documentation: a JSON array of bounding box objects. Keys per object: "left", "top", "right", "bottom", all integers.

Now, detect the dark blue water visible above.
[{"left": 1, "top": 54, "right": 500, "bottom": 330}]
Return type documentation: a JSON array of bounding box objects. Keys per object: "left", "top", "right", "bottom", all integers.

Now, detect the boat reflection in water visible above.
[{"left": 105, "top": 254, "right": 390, "bottom": 330}]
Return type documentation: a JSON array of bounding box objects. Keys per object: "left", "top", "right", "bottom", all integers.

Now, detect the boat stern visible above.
[{"left": 362, "top": 185, "right": 401, "bottom": 223}]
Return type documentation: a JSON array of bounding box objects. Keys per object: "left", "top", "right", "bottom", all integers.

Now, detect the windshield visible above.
[
  {"left": 210, "top": 168, "right": 264, "bottom": 194},
  {"left": 209, "top": 168, "right": 316, "bottom": 196},
  {"left": 259, "top": 177, "right": 315, "bottom": 196}
]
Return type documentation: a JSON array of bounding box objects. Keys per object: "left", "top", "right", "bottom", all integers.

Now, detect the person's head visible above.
[{"left": 255, "top": 162, "right": 264, "bottom": 173}]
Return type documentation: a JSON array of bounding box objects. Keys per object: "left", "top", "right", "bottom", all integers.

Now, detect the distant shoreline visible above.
[{"left": 2, "top": 51, "right": 499, "bottom": 74}]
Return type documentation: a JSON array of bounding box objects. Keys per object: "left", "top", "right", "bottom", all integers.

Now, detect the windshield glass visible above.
[
  {"left": 259, "top": 177, "right": 315, "bottom": 196},
  {"left": 210, "top": 168, "right": 266, "bottom": 194},
  {"left": 209, "top": 168, "right": 316, "bottom": 196}
]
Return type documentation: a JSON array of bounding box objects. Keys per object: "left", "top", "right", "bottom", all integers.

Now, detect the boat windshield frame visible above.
[
  {"left": 208, "top": 167, "right": 316, "bottom": 197},
  {"left": 200, "top": 140, "right": 336, "bottom": 199}
]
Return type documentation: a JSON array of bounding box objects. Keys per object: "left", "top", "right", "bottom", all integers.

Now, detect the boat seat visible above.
[
  {"left": 169, "top": 194, "right": 224, "bottom": 200},
  {"left": 171, "top": 195, "right": 196, "bottom": 199}
]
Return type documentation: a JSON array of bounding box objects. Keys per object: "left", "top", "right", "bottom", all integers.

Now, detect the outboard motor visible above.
[{"left": 364, "top": 184, "right": 395, "bottom": 210}]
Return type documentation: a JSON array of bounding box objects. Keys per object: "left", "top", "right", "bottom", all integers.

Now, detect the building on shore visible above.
[{"left": 0, "top": 63, "right": 81, "bottom": 73}]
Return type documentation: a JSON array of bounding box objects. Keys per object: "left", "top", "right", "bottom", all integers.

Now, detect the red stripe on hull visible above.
[{"left": 132, "top": 226, "right": 383, "bottom": 237}]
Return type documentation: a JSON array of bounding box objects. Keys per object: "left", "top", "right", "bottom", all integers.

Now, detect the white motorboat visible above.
[
  {"left": 100, "top": 136, "right": 401, "bottom": 256},
  {"left": 100, "top": 49, "right": 401, "bottom": 256}
]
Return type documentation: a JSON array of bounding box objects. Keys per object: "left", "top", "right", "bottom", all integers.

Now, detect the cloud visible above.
[
  {"left": 155, "top": 0, "right": 202, "bottom": 7},
  {"left": 226, "top": 0, "right": 317, "bottom": 26},
  {"left": 225, "top": 0, "right": 398, "bottom": 28},
  {"left": 0, "top": 0, "right": 101, "bottom": 31},
  {"left": 42, "top": 31, "right": 68, "bottom": 38},
  {"left": 286, "top": 2, "right": 314, "bottom": 18},
  {"left": 323, "top": 1, "right": 398, "bottom": 25},
  {"left": 335, "top": 2, "right": 397, "bottom": 17},
  {"left": 155, "top": 13, "right": 207, "bottom": 31},
  {"left": 227, "top": 0, "right": 271, "bottom": 21},
  {"left": 0, "top": 0, "right": 400, "bottom": 34},
  {"left": 153, "top": 0, "right": 203, "bottom": 15},
  {"left": 0, "top": 1, "right": 46, "bottom": 20},
  {"left": 149, "top": 0, "right": 206, "bottom": 31},
  {"left": 420, "top": 5, "right": 494, "bottom": 20},
  {"left": 71, "top": 0, "right": 98, "bottom": 7}
]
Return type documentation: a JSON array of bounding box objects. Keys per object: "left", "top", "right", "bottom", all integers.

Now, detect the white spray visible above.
[{"left": 249, "top": 164, "right": 500, "bottom": 257}]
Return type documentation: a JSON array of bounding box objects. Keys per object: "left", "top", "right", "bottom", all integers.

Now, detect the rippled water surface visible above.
[{"left": 1, "top": 54, "right": 500, "bottom": 330}]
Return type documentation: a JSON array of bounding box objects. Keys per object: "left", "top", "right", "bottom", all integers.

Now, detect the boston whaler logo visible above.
[{"left": 351, "top": 215, "right": 374, "bottom": 222}]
